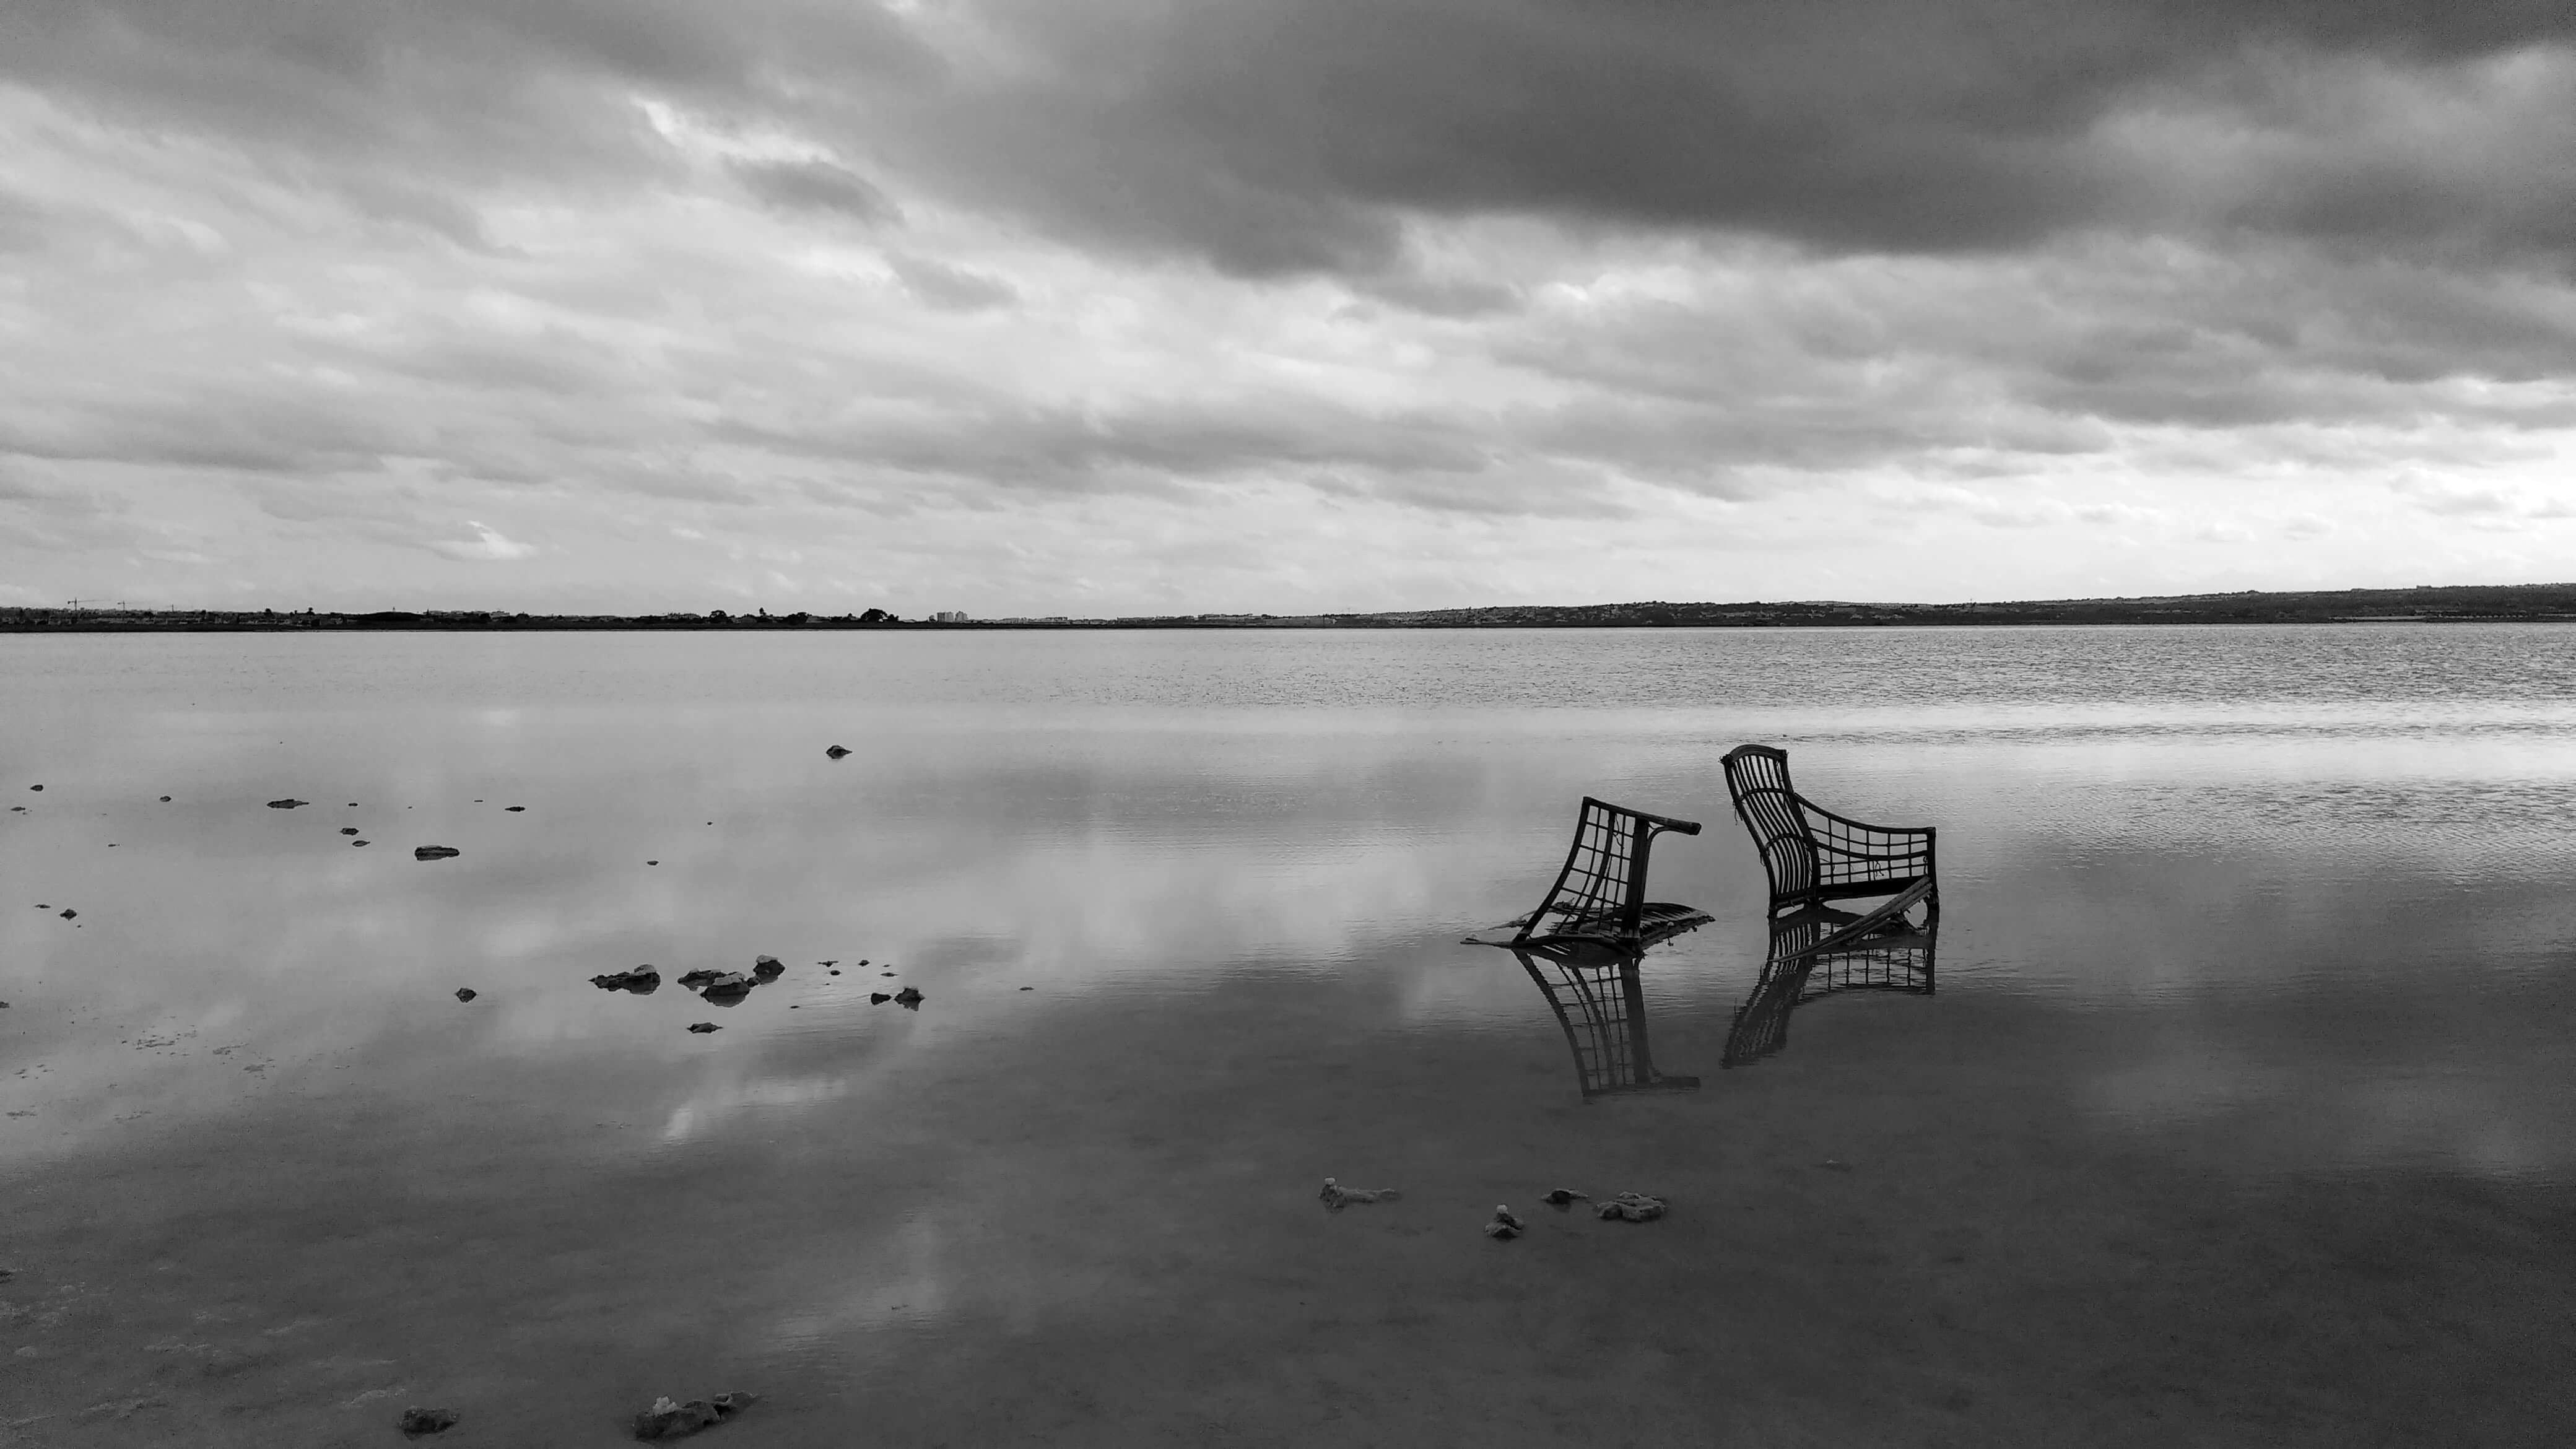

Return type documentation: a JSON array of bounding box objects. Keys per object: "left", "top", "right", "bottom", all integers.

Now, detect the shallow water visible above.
[{"left": 5, "top": 625, "right": 2575, "bottom": 1445}]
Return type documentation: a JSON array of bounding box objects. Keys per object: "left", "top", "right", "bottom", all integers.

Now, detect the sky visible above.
[{"left": 3, "top": 0, "right": 2574, "bottom": 617}]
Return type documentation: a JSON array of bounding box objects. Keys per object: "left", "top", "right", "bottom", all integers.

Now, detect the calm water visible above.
[{"left": 5, "top": 625, "right": 2575, "bottom": 1444}]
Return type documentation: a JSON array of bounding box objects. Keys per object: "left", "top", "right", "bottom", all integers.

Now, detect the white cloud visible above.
[{"left": 427, "top": 522, "right": 539, "bottom": 562}]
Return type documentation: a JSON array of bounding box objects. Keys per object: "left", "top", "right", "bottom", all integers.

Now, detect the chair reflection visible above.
[
  {"left": 1509, "top": 940, "right": 1700, "bottom": 1097},
  {"left": 1722, "top": 900, "right": 1937, "bottom": 1069}
]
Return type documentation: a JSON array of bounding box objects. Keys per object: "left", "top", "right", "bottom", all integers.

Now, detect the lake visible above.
[{"left": 4, "top": 625, "right": 2575, "bottom": 1445}]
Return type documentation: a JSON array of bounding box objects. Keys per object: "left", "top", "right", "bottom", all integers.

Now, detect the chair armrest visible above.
[{"left": 1797, "top": 799, "right": 1934, "bottom": 843}]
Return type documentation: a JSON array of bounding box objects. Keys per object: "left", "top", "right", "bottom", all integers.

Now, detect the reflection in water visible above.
[
  {"left": 1723, "top": 907, "right": 1938, "bottom": 1069},
  {"left": 1507, "top": 941, "right": 1700, "bottom": 1097}
]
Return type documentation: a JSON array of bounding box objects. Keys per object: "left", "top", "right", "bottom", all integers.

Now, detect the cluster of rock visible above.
[{"left": 1319, "top": 1180, "right": 1666, "bottom": 1235}]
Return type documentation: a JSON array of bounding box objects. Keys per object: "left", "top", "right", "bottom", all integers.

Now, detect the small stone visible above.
[
  {"left": 266, "top": 798, "right": 307, "bottom": 809},
  {"left": 353, "top": 840, "right": 370, "bottom": 846},
  {"left": 1019, "top": 986, "right": 1033, "bottom": 991},
  {"left": 58, "top": 909, "right": 75, "bottom": 920},
  {"left": 1486, "top": 1204, "right": 1526, "bottom": 1238},
  {"left": 341, "top": 827, "right": 359, "bottom": 835},
  {"left": 646, "top": 860, "right": 658, "bottom": 866},
  {"left": 1318, "top": 1178, "right": 1400, "bottom": 1208},
  {"left": 892, "top": 986, "right": 922, "bottom": 1007},
  {"left": 455, "top": 988, "right": 477, "bottom": 1003},
  {"left": 28, "top": 785, "right": 40, "bottom": 791},
  {"left": 397, "top": 1406, "right": 459, "bottom": 1435},
  {"left": 632, "top": 1396, "right": 716, "bottom": 1440},
  {"left": 1541, "top": 1189, "right": 1589, "bottom": 1206},
  {"left": 159, "top": 796, "right": 171, "bottom": 802},
  {"left": 869, "top": 992, "right": 890, "bottom": 1004},
  {"left": 825, "top": 746, "right": 851, "bottom": 759},
  {"left": 687, "top": 1022, "right": 720, "bottom": 1033},
  {"left": 414, "top": 846, "right": 461, "bottom": 861},
  {"left": 505, "top": 806, "right": 524, "bottom": 812}
]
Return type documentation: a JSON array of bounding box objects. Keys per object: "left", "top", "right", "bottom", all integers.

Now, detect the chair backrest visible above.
[
  {"left": 1518, "top": 796, "right": 1699, "bottom": 947},
  {"left": 1721, "top": 744, "right": 1816, "bottom": 907}
]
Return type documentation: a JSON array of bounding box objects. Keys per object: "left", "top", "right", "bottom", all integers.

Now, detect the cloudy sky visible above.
[{"left": 4, "top": 0, "right": 2574, "bottom": 616}]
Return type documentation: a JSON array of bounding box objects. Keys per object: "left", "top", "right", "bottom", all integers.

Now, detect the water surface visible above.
[{"left": 4, "top": 625, "right": 2574, "bottom": 1445}]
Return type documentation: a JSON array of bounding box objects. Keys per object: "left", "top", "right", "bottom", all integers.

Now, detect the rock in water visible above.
[
  {"left": 414, "top": 845, "right": 461, "bottom": 860},
  {"left": 1595, "top": 1191, "right": 1667, "bottom": 1222},
  {"left": 159, "top": 795, "right": 171, "bottom": 802},
  {"left": 398, "top": 1406, "right": 459, "bottom": 1435},
  {"left": 455, "top": 988, "right": 477, "bottom": 1003},
  {"left": 58, "top": 909, "right": 75, "bottom": 920},
  {"left": 591, "top": 967, "right": 661, "bottom": 993},
  {"left": 505, "top": 805, "right": 525, "bottom": 812},
  {"left": 1318, "top": 1178, "right": 1401, "bottom": 1209},
  {"left": 676, "top": 968, "right": 721, "bottom": 989},
  {"left": 892, "top": 986, "right": 923, "bottom": 1007},
  {"left": 824, "top": 745, "right": 851, "bottom": 759},
  {"left": 698, "top": 972, "right": 752, "bottom": 1000},
  {"left": 340, "top": 827, "right": 359, "bottom": 835},
  {"left": 686, "top": 1022, "right": 720, "bottom": 1033},
  {"left": 1541, "top": 1188, "right": 1590, "bottom": 1206},
  {"left": 751, "top": 955, "right": 784, "bottom": 980},
  {"left": 869, "top": 993, "right": 890, "bottom": 1004},
  {"left": 632, "top": 1391, "right": 755, "bottom": 1440},
  {"left": 1484, "top": 1204, "right": 1525, "bottom": 1238},
  {"left": 266, "top": 798, "right": 307, "bottom": 809}
]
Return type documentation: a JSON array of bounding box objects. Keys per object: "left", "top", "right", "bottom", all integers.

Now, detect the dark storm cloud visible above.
[
  {"left": 883, "top": 0, "right": 2576, "bottom": 271},
  {"left": 13, "top": 0, "right": 2570, "bottom": 274},
  {"left": 730, "top": 159, "right": 904, "bottom": 225}
]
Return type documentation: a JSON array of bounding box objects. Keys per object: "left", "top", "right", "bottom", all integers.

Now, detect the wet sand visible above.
[{"left": 5, "top": 958, "right": 2571, "bottom": 1448}]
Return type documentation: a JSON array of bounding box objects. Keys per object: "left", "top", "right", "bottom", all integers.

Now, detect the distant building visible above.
[{"left": 930, "top": 610, "right": 970, "bottom": 623}]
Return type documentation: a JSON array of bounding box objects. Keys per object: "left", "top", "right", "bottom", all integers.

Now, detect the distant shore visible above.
[{"left": 7, "top": 581, "right": 2576, "bottom": 632}]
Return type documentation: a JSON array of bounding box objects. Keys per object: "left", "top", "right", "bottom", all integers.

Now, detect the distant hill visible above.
[{"left": 7, "top": 583, "right": 2576, "bottom": 631}]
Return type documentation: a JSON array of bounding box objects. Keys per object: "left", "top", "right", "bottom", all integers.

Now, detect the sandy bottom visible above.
[{"left": 4, "top": 965, "right": 2573, "bottom": 1449}]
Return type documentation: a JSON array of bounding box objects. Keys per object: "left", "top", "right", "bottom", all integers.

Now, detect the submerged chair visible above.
[
  {"left": 1720, "top": 745, "right": 1939, "bottom": 930},
  {"left": 1512, "top": 941, "right": 1699, "bottom": 1097},
  {"left": 1466, "top": 797, "right": 1712, "bottom": 952},
  {"left": 1722, "top": 910, "right": 1937, "bottom": 1069}
]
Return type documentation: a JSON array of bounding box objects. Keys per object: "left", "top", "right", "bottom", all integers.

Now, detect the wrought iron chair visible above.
[
  {"left": 1722, "top": 907, "right": 1936, "bottom": 1069},
  {"left": 1720, "top": 745, "right": 1939, "bottom": 929},
  {"left": 1464, "top": 796, "right": 1712, "bottom": 952},
  {"left": 1512, "top": 941, "right": 1699, "bottom": 1097}
]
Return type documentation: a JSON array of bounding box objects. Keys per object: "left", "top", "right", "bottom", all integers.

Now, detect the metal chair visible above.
[
  {"left": 1720, "top": 744, "right": 1938, "bottom": 929},
  {"left": 1466, "top": 796, "right": 1712, "bottom": 952}
]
